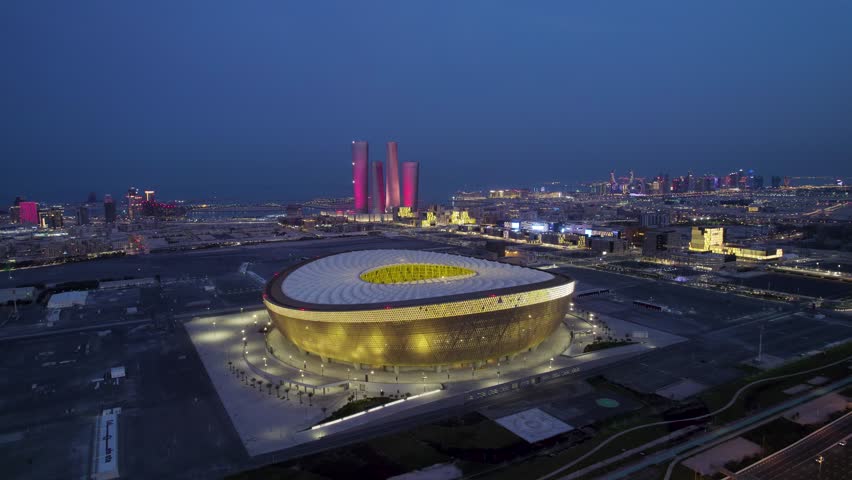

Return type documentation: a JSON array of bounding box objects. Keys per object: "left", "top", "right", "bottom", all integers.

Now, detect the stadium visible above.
[{"left": 263, "top": 250, "right": 575, "bottom": 368}]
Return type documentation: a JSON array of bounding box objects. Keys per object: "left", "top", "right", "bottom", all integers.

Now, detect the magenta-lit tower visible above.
[
  {"left": 352, "top": 141, "right": 369, "bottom": 213},
  {"left": 401, "top": 161, "right": 420, "bottom": 211},
  {"left": 369, "top": 162, "right": 386, "bottom": 214},
  {"left": 19, "top": 201, "right": 39, "bottom": 225},
  {"left": 385, "top": 141, "right": 400, "bottom": 209}
]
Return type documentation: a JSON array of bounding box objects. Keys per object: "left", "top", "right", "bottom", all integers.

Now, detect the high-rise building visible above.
[
  {"left": 369, "top": 161, "right": 386, "bottom": 214},
  {"left": 104, "top": 195, "right": 116, "bottom": 223},
  {"left": 639, "top": 212, "right": 670, "bottom": 228},
  {"left": 39, "top": 207, "right": 64, "bottom": 229},
  {"left": 8, "top": 206, "right": 20, "bottom": 224},
  {"left": 144, "top": 190, "right": 155, "bottom": 202},
  {"left": 127, "top": 187, "right": 143, "bottom": 220},
  {"left": 352, "top": 141, "right": 369, "bottom": 213},
  {"left": 771, "top": 176, "right": 782, "bottom": 189},
  {"left": 19, "top": 201, "right": 39, "bottom": 225},
  {"left": 385, "top": 141, "right": 400, "bottom": 209},
  {"left": 76, "top": 205, "right": 90, "bottom": 225},
  {"left": 401, "top": 161, "right": 420, "bottom": 211}
]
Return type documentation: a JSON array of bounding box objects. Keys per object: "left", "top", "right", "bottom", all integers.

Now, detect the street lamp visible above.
[
  {"left": 549, "top": 357, "right": 554, "bottom": 370},
  {"left": 321, "top": 364, "right": 324, "bottom": 377},
  {"left": 816, "top": 455, "right": 824, "bottom": 475}
]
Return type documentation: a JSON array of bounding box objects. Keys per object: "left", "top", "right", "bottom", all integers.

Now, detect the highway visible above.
[{"left": 735, "top": 412, "right": 852, "bottom": 480}]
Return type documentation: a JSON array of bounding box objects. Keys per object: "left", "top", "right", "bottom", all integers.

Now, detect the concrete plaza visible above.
[{"left": 185, "top": 308, "right": 686, "bottom": 456}]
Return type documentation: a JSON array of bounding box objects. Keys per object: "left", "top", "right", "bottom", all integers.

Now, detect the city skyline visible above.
[{"left": 3, "top": 2, "right": 852, "bottom": 203}]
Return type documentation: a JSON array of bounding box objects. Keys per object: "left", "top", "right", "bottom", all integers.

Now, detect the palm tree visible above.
[
  {"left": 228, "top": 361, "right": 233, "bottom": 372},
  {"left": 284, "top": 387, "right": 290, "bottom": 400},
  {"left": 275, "top": 385, "right": 280, "bottom": 398},
  {"left": 250, "top": 378, "right": 256, "bottom": 389},
  {"left": 267, "top": 382, "right": 273, "bottom": 395},
  {"left": 298, "top": 391, "right": 303, "bottom": 404},
  {"left": 308, "top": 392, "right": 314, "bottom": 406}
]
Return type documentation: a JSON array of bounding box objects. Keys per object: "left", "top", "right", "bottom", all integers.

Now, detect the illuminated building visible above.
[
  {"left": 449, "top": 210, "right": 476, "bottom": 225},
  {"left": 689, "top": 227, "right": 725, "bottom": 252},
  {"left": 19, "top": 201, "right": 39, "bottom": 225},
  {"left": 369, "top": 161, "right": 385, "bottom": 214},
  {"left": 689, "top": 226, "right": 782, "bottom": 260},
  {"left": 103, "top": 195, "right": 116, "bottom": 223},
  {"left": 352, "top": 141, "right": 369, "bottom": 213},
  {"left": 397, "top": 206, "right": 415, "bottom": 218},
  {"left": 39, "top": 207, "right": 64, "bottom": 229},
  {"left": 401, "top": 161, "right": 419, "bottom": 211},
  {"left": 385, "top": 141, "right": 400, "bottom": 208},
  {"left": 126, "top": 187, "right": 143, "bottom": 220},
  {"left": 263, "top": 250, "right": 575, "bottom": 367},
  {"left": 144, "top": 190, "right": 155, "bottom": 202}
]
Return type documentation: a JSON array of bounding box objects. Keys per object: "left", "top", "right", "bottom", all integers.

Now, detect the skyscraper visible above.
[
  {"left": 127, "top": 187, "right": 143, "bottom": 220},
  {"left": 369, "top": 161, "right": 386, "bottom": 214},
  {"left": 352, "top": 141, "right": 369, "bottom": 213},
  {"left": 104, "top": 195, "right": 116, "bottom": 223},
  {"left": 401, "top": 161, "right": 420, "bottom": 211},
  {"left": 77, "top": 205, "right": 90, "bottom": 226},
  {"left": 19, "top": 201, "right": 39, "bottom": 225},
  {"left": 385, "top": 141, "right": 400, "bottom": 209}
]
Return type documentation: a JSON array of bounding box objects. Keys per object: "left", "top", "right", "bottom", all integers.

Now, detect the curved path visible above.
[{"left": 537, "top": 353, "right": 852, "bottom": 480}]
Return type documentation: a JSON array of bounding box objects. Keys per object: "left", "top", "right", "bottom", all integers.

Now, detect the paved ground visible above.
[
  {"left": 556, "top": 266, "right": 852, "bottom": 396},
  {"left": 0, "top": 324, "right": 245, "bottom": 480},
  {"left": 683, "top": 436, "right": 762, "bottom": 476},
  {"left": 185, "top": 309, "right": 673, "bottom": 457}
]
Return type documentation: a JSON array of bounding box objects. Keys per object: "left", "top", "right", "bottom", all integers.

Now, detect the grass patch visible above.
[
  {"left": 368, "top": 433, "right": 451, "bottom": 471},
  {"left": 741, "top": 417, "right": 814, "bottom": 454},
  {"left": 319, "top": 397, "right": 392, "bottom": 424},
  {"left": 583, "top": 341, "right": 636, "bottom": 353},
  {"left": 415, "top": 413, "right": 520, "bottom": 450},
  {"left": 699, "top": 341, "right": 852, "bottom": 423}
]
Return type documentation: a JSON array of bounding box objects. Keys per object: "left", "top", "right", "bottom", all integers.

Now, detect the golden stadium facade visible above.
[{"left": 263, "top": 250, "right": 574, "bottom": 368}]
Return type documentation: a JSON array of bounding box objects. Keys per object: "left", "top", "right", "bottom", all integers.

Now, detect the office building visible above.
[
  {"left": 401, "top": 161, "right": 420, "bottom": 211},
  {"left": 639, "top": 212, "right": 670, "bottom": 228},
  {"left": 352, "top": 141, "right": 369, "bottom": 213},
  {"left": 385, "top": 141, "right": 400, "bottom": 209},
  {"left": 689, "top": 226, "right": 782, "bottom": 260},
  {"left": 127, "top": 187, "right": 143, "bottom": 220},
  {"left": 104, "top": 195, "right": 116, "bottom": 223},
  {"left": 369, "top": 161, "right": 386, "bottom": 214},
  {"left": 76, "top": 205, "right": 90, "bottom": 226},
  {"left": 8, "top": 206, "right": 20, "bottom": 224},
  {"left": 689, "top": 227, "right": 725, "bottom": 252},
  {"left": 642, "top": 230, "right": 681, "bottom": 257}
]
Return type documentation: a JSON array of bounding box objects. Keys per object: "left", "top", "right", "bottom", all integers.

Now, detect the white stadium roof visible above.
[{"left": 280, "top": 249, "right": 555, "bottom": 305}]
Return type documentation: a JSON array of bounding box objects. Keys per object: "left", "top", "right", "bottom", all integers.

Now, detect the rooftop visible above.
[{"left": 277, "top": 249, "right": 556, "bottom": 306}]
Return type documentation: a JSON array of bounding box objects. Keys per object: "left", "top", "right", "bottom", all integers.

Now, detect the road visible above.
[{"left": 736, "top": 412, "right": 852, "bottom": 480}]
